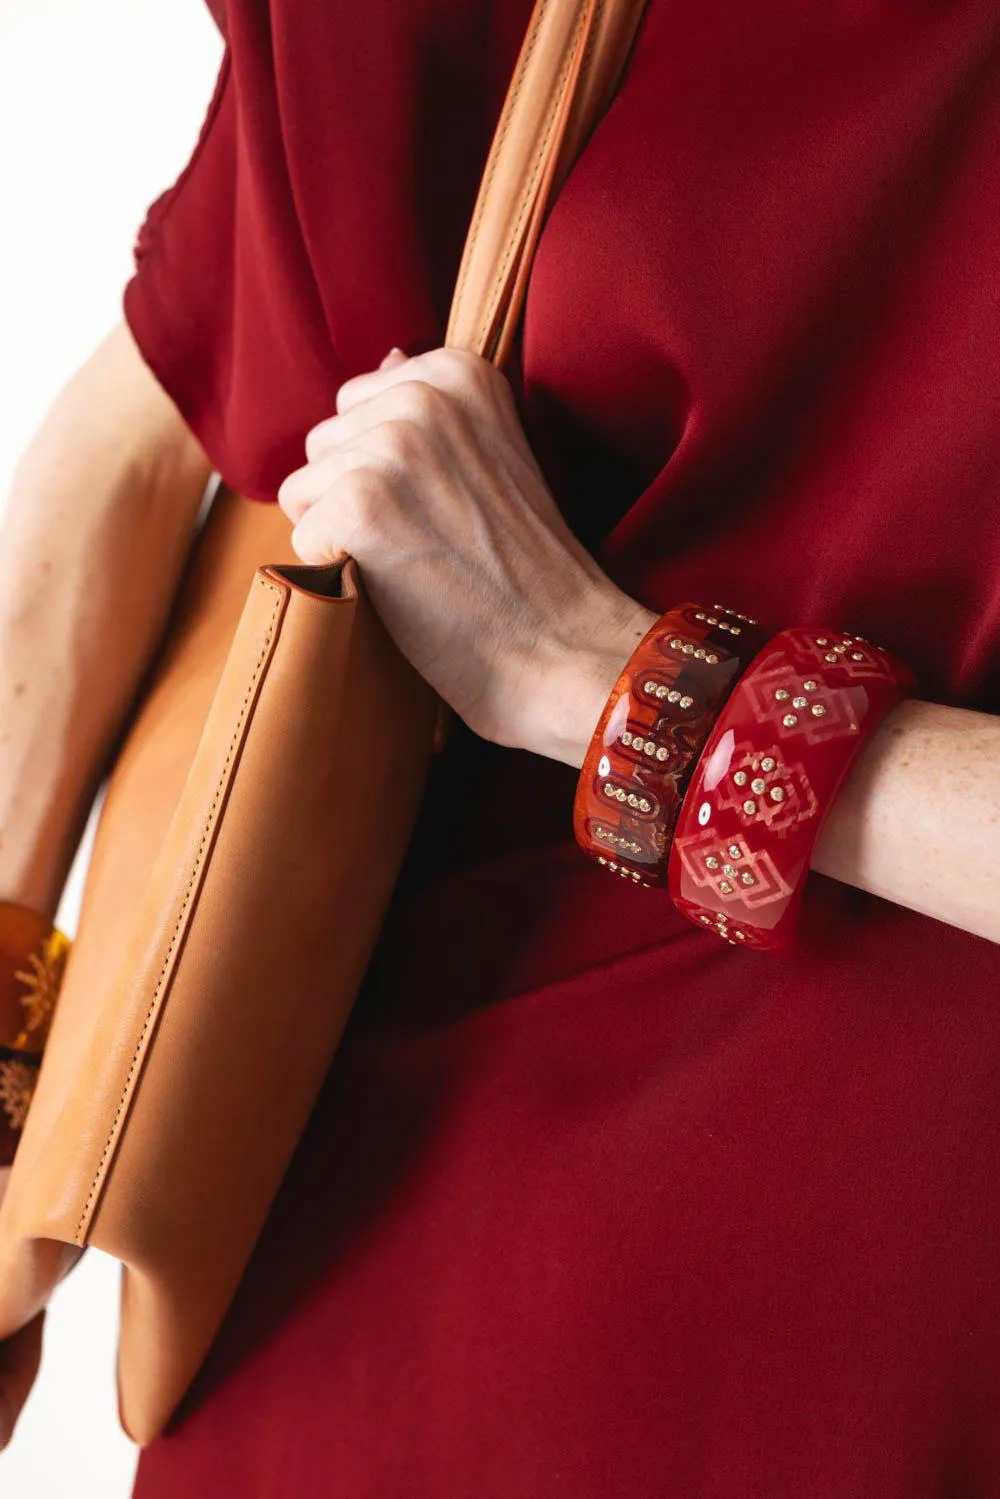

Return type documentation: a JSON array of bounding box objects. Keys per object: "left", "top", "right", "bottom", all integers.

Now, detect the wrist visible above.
[{"left": 513, "top": 591, "right": 658, "bottom": 768}]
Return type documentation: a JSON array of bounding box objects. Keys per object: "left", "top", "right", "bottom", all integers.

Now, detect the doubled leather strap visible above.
[{"left": 446, "top": 0, "right": 648, "bottom": 366}]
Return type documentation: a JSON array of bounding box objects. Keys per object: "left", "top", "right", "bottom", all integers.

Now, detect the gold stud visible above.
[
  {"left": 815, "top": 637, "right": 829, "bottom": 646},
  {"left": 643, "top": 743, "right": 655, "bottom": 757},
  {"left": 722, "top": 864, "right": 736, "bottom": 877},
  {"left": 751, "top": 778, "right": 766, "bottom": 794},
  {"left": 719, "top": 880, "right": 733, "bottom": 894},
  {"left": 740, "top": 871, "right": 755, "bottom": 887},
  {"left": 728, "top": 844, "right": 742, "bottom": 858},
  {"left": 824, "top": 652, "right": 838, "bottom": 663},
  {"left": 811, "top": 703, "right": 826, "bottom": 717},
  {"left": 760, "top": 756, "right": 776, "bottom": 772},
  {"left": 622, "top": 730, "right": 633, "bottom": 746},
  {"left": 627, "top": 793, "right": 639, "bottom": 808},
  {"left": 851, "top": 651, "right": 864, "bottom": 661},
  {"left": 699, "top": 914, "right": 712, "bottom": 924},
  {"left": 656, "top": 746, "right": 669, "bottom": 762},
  {"left": 743, "top": 799, "right": 758, "bottom": 815},
  {"left": 680, "top": 695, "right": 694, "bottom": 710},
  {"left": 803, "top": 679, "right": 818, "bottom": 692},
  {"left": 792, "top": 696, "right": 807, "bottom": 709},
  {"left": 656, "top": 685, "right": 668, "bottom": 699},
  {"left": 694, "top": 647, "right": 707, "bottom": 660},
  {"left": 734, "top": 770, "right": 748, "bottom": 786},
  {"left": 782, "top": 713, "right": 798, "bottom": 727},
  {"left": 706, "top": 855, "right": 720, "bottom": 870},
  {"left": 706, "top": 653, "right": 719, "bottom": 665},
  {"left": 733, "top": 930, "right": 746, "bottom": 940},
  {"left": 638, "top": 798, "right": 651, "bottom": 813},
  {"left": 643, "top": 680, "right": 656, "bottom": 693},
  {"left": 769, "top": 786, "right": 785, "bottom": 802},
  {"left": 775, "top": 688, "right": 790, "bottom": 701},
  {"left": 667, "top": 689, "right": 681, "bottom": 704}
]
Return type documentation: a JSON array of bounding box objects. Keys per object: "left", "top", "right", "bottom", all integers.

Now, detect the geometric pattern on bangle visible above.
[{"left": 669, "top": 625, "right": 914, "bottom": 951}]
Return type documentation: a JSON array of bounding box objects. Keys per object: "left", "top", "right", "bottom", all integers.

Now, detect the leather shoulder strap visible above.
[{"left": 446, "top": 0, "right": 648, "bottom": 367}]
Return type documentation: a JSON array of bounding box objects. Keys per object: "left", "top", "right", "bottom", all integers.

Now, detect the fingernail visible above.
[{"left": 380, "top": 346, "right": 407, "bottom": 368}]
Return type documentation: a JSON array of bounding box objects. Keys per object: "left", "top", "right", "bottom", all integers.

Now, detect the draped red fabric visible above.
[{"left": 127, "top": 3, "right": 1000, "bottom": 1494}]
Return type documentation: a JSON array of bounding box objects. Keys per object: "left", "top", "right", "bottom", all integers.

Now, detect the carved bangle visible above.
[
  {"left": 0, "top": 903, "right": 70, "bottom": 1165},
  {"left": 668, "top": 625, "right": 915, "bottom": 951},
  {"left": 573, "top": 604, "right": 767, "bottom": 887}
]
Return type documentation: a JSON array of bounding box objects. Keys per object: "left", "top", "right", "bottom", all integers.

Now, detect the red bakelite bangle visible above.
[
  {"left": 574, "top": 604, "right": 767, "bottom": 887},
  {"left": 668, "top": 626, "right": 915, "bottom": 950}
]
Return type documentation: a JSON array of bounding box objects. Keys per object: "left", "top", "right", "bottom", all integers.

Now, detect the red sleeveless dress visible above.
[{"left": 127, "top": 3, "right": 1000, "bottom": 1494}]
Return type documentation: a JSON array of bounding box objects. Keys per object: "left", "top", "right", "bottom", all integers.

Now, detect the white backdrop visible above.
[{"left": 0, "top": 4, "right": 224, "bottom": 1494}]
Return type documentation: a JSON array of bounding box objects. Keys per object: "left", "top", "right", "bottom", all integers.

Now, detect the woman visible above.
[{"left": 2, "top": 0, "right": 999, "bottom": 1492}]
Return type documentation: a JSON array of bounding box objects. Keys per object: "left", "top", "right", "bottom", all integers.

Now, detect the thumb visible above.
[{"left": 0, "top": 1311, "right": 45, "bottom": 1450}]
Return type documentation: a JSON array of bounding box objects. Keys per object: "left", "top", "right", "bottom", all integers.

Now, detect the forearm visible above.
[
  {"left": 812, "top": 698, "right": 1000, "bottom": 944},
  {"left": 0, "top": 323, "right": 211, "bottom": 915}
]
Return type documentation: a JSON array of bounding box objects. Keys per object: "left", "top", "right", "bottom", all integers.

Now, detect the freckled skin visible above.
[{"left": 814, "top": 700, "right": 1000, "bottom": 941}]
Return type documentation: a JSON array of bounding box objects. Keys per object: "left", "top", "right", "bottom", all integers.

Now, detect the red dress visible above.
[{"left": 127, "top": 3, "right": 1000, "bottom": 1494}]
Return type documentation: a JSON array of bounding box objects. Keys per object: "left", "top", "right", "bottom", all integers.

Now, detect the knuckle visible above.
[
  {"left": 394, "top": 379, "right": 442, "bottom": 422},
  {"left": 443, "top": 347, "right": 492, "bottom": 392},
  {"left": 304, "top": 420, "right": 335, "bottom": 462}
]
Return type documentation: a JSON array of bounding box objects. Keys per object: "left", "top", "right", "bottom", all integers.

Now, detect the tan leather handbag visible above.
[{"left": 0, "top": 0, "right": 648, "bottom": 1446}]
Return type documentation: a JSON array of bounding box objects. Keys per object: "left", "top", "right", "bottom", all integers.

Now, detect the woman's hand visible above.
[{"left": 278, "top": 348, "right": 655, "bottom": 767}]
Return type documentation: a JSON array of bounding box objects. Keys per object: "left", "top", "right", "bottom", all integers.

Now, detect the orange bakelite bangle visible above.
[{"left": 573, "top": 603, "right": 766, "bottom": 888}]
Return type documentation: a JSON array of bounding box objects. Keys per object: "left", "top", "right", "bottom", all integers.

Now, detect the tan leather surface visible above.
[
  {"left": 99, "top": 559, "right": 437, "bottom": 1441},
  {"left": 446, "top": 0, "right": 648, "bottom": 364},
  {"left": 0, "top": 0, "right": 648, "bottom": 1446},
  {"left": 0, "top": 493, "right": 303, "bottom": 1362}
]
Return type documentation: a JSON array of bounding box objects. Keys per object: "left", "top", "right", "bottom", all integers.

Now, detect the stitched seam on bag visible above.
[
  {"left": 73, "top": 577, "right": 284, "bottom": 1246},
  {"left": 475, "top": 0, "right": 590, "bottom": 353},
  {"left": 450, "top": 0, "right": 550, "bottom": 342}
]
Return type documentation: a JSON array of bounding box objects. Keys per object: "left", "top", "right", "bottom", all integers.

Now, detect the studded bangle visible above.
[
  {"left": 668, "top": 625, "right": 915, "bottom": 950},
  {"left": 573, "top": 603, "right": 767, "bottom": 887},
  {"left": 0, "top": 903, "right": 70, "bottom": 1165}
]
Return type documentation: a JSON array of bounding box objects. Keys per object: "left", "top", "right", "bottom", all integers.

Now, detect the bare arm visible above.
[
  {"left": 0, "top": 322, "right": 211, "bottom": 915},
  {"left": 811, "top": 699, "right": 1000, "bottom": 943}
]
